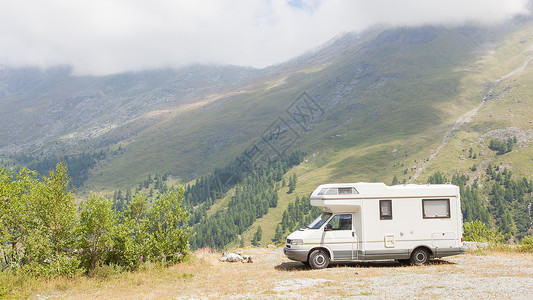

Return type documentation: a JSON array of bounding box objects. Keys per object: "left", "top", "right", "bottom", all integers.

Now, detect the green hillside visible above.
[
  {"left": 210, "top": 21, "right": 533, "bottom": 246},
  {"left": 85, "top": 24, "right": 513, "bottom": 190},
  {"left": 2, "top": 19, "right": 533, "bottom": 247}
]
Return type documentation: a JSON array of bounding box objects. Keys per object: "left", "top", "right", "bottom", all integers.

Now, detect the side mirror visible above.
[{"left": 324, "top": 224, "right": 332, "bottom": 231}]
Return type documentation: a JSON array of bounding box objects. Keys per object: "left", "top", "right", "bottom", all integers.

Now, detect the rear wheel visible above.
[
  {"left": 308, "top": 249, "right": 330, "bottom": 269},
  {"left": 410, "top": 248, "right": 430, "bottom": 266}
]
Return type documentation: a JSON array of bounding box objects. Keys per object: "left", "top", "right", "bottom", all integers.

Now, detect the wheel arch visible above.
[
  {"left": 307, "top": 246, "right": 333, "bottom": 262},
  {"left": 409, "top": 245, "right": 434, "bottom": 257}
]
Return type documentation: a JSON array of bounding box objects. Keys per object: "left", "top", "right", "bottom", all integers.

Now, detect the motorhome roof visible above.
[{"left": 313, "top": 182, "right": 459, "bottom": 198}]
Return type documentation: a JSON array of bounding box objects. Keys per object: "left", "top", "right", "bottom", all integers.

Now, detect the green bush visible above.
[
  {"left": 79, "top": 194, "right": 117, "bottom": 271},
  {"left": 1, "top": 163, "right": 192, "bottom": 278},
  {"left": 1, "top": 163, "right": 81, "bottom": 277},
  {"left": 463, "top": 220, "right": 505, "bottom": 244},
  {"left": 146, "top": 189, "right": 191, "bottom": 264},
  {"left": 519, "top": 235, "right": 533, "bottom": 252},
  {"left": 109, "top": 193, "right": 149, "bottom": 271}
]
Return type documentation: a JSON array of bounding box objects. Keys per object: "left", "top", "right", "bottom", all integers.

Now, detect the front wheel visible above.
[
  {"left": 410, "top": 248, "right": 430, "bottom": 266},
  {"left": 308, "top": 249, "right": 330, "bottom": 269}
]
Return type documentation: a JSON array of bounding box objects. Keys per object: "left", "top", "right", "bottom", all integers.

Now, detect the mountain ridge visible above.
[{"left": 1, "top": 20, "right": 532, "bottom": 195}]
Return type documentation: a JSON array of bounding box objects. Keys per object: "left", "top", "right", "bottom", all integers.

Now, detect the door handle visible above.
[{"left": 352, "top": 232, "right": 355, "bottom": 237}]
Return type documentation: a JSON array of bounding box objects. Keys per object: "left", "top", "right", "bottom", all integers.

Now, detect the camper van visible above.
[{"left": 284, "top": 183, "right": 466, "bottom": 269}]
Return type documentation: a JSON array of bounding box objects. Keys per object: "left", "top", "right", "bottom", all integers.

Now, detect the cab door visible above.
[{"left": 321, "top": 214, "right": 356, "bottom": 261}]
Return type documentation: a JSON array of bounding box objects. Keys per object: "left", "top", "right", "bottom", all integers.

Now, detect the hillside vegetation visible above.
[{"left": 1, "top": 19, "right": 533, "bottom": 248}]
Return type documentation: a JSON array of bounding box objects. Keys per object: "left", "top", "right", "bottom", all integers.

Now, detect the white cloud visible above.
[{"left": 0, "top": 0, "right": 529, "bottom": 75}]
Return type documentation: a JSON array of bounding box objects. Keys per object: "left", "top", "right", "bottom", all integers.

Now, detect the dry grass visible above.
[{"left": 4, "top": 247, "right": 533, "bottom": 299}]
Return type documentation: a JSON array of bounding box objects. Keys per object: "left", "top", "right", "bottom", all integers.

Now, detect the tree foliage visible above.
[
  {"left": 427, "top": 167, "right": 532, "bottom": 242},
  {"left": 146, "top": 189, "right": 191, "bottom": 263},
  {"left": 463, "top": 220, "right": 505, "bottom": 244},
  {"left": 488, "top": 137, "right": 517, "bottom": 155},
  {"left": 189, "top": 152, "right": 305, "bottom": 250},
  {"left": 251, "top": 226, "right": 262, "bottom": 246},
  {"left": 274, "top": 196, "right": 321, "bottom": 243},
  {"left": 79, "top": 194, "right": 116, "bottom": 271},
  {"left": 0, "top": 163, "right": 191, "bottom": 277},
  {"left": 8, "top": 151, "right": 106, "bottom": 188}
]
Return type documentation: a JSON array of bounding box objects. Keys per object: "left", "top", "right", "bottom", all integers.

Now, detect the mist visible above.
[{"left": 0, "top": 0, "right": 530, "bottom": 76}]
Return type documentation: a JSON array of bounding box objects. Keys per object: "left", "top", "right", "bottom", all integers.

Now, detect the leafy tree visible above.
[
  {"left": 146, "top": 189, "right": 191, "bottom": 263},
  {"left": 463, "top": 220, "right": 504, "bottom": 244},
  {"left": 0, "top": 168, "right": 37, "bottom": 268},
  {"left": 110, "top": 193, "right": 149, "bottom": 270},
  {"left": 79, "top": 194, "right": 116, "bottom": 271},
  {"left": 24, "top": 162, "right": 80, "bottom": 276}
]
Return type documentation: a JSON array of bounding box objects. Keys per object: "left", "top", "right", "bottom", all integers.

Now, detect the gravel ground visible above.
[
  {"left": 212, "top": 247, "right": 533, "bottom": 299},
  {"left": 34, "top": 247, "right": 533, "bottom": 299}
]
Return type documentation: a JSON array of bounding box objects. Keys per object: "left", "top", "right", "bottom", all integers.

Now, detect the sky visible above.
[{"left": 0, "top": 0, "right": 531, "bottom": 76}]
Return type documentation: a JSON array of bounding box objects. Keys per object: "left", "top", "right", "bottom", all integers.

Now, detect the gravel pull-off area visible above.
[
  {"left": 34, "top": 247, "right": 533, "bottom": 299},
  {"left": 189, "top": 247, "right": 533, "bottom": 299}
]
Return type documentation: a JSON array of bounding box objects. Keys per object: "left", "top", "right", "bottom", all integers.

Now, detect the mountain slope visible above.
[
  {"left": 86, "top": 24, "right": 511, "bottom": 190},
  {"left": 1, "top": 19, "right": 532, "bottom": 207}
]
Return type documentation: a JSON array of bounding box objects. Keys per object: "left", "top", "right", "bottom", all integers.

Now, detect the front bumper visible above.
[{"left": 283, "top": 247, "right": 309, "bottom": 262}]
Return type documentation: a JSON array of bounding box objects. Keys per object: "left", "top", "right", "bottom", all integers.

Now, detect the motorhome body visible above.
[{"left": 284, "top": 183, "right": 466, "bottom": 269}]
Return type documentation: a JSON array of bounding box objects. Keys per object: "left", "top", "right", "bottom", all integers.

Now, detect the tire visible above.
[
  {"left": 410, "top": 248, "right": 430, "bottom": 266},
  {"left": 308, "top": 249, "right": 330, "bottom": 269}
]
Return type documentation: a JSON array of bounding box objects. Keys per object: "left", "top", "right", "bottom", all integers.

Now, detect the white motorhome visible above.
[{"left": 284, "top": 183, "right": 466, "bottom": 269}]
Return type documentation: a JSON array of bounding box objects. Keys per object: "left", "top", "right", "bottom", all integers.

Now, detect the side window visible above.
[
  {"left": 338, "top": 187, "right": 356, "bottom": 195},
  {"left": 317, "top": 188, "right": 328, "bottom": 195},
  {"left": 423, "top": 199, "right": 450, "bottom": 218},
  {"left": 380, "top": 200, "right": 392, "bottom": 220},
  {"left": 325, "top": 188, "right": 338, "bottom": 195},
  {"left": 327, "top": 214, "right": 352, "bottom": 230}
]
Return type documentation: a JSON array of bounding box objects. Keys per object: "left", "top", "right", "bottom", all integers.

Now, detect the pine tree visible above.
[
  {"left": 288, "top": 174, "right": 297, "bottom": 193},
  {"left": 251, "top": 226, "right": 262, "bottom": 246},
  {"left": 126, "top": 187, "right": 132, "bottom": 203}
]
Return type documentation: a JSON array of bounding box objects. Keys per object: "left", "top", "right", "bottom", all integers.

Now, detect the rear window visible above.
[{"left": 422, "top": 199, "right": 450, "bottom": 218}]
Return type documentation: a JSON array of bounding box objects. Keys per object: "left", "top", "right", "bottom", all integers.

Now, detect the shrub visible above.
[
  {"left": 146, "top": 189, "right": 191, "bottom": 264},
  {"left": 1, "top": 163, "right": 193, "bottom": 278},
  {"left": 463, "top": 220, "right": 505, "bottom": 244},
  {"left": 519, "top": 235, "right": 533, "bottom": 252},
  {"left": 79, "top": 194, "right": 117, "bottom": 271},
  {"left": 109, "top": 193, "right": 149, "bottom": 271}
]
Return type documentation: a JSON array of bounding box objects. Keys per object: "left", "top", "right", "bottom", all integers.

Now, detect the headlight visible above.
[{"left": 290, "top": 239, "right": 303, "bottom": 245}]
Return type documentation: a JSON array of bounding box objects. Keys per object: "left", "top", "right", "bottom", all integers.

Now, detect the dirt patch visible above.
[{"left": 32, "top": 247, "right": 533, "bottom": 299}]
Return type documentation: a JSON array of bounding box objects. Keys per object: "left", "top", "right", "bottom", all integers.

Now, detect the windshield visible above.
[{"left": 307, "top": 213, "right": 332, "bottom": 229}]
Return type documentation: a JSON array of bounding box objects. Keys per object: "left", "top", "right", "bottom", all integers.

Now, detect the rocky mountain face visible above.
[{"left": 0, "top": 65, "right": 263, "bottom": 154}]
